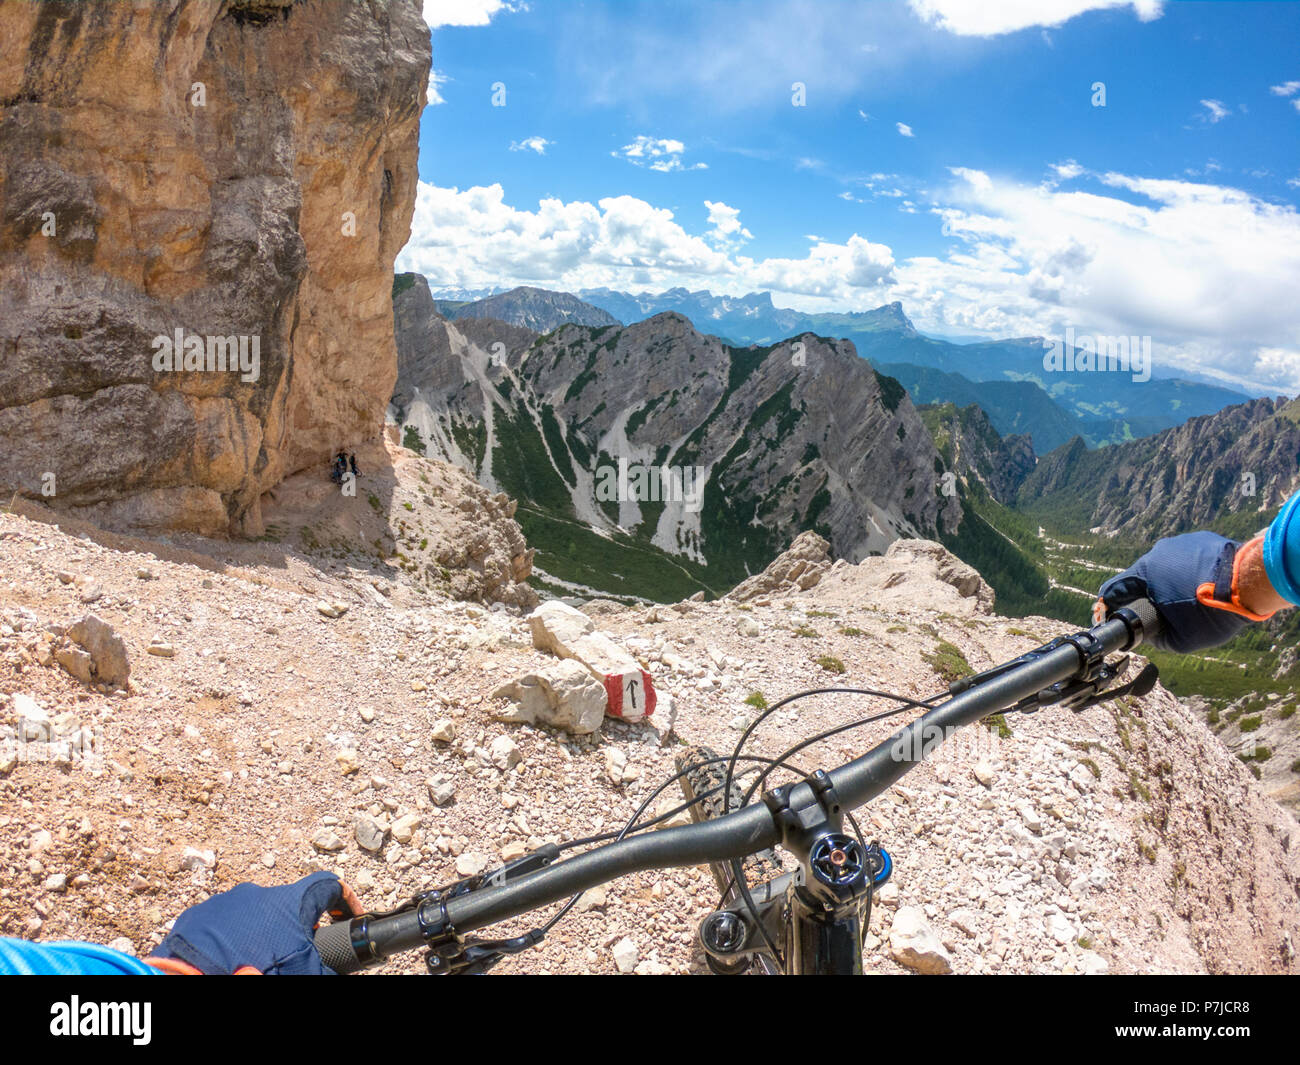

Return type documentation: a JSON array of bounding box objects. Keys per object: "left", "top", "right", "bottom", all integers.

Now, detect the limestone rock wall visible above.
[{"left": 0, "top": 0, "right": 430, "bottom": 535}]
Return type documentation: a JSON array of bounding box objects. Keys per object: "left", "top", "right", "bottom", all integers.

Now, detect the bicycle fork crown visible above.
[
  {"left": 696, "top": 767, "right": 895, "bottom": 974},
  {"left": 809, "top": 836, "right": 892, "bottom": 894}
]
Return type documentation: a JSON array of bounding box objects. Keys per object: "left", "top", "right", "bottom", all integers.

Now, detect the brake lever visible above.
[
  {"left": 1011, "top": 656, "right": 1158, "bottom": 715},
  {"left": 1074, "top": 661, "right": 1159, "bottom": 710},
  {"left": 426, "top": 929, "right": 546, "bottom": 975}
]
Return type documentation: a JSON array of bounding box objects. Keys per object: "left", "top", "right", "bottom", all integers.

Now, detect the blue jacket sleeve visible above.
[
  {"left": 1263, "top": 490, "right": 1300, "bottom": 606},
  {"left": 0, "top": 937, "right": 160, "bottom": 975}
]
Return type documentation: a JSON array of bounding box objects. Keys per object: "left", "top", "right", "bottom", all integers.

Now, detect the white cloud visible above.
[
  {"left": 898, "top": 167, "right": 1300, "bottom": 389},
  {"left": 395, "top": 169, "right": 1300, "bottom": 391},
  {"left": 396, "top": 182, "right": 894, "bottom": 306},
  {"left": 426, "top": 70, "right": 448, "bottom": 106},
  {"left": 1051, "top": 161, "right": 1085, "bottom": 181},
  {"left": 1199, "top": 98, "right": 1229, "bottom": 123},
  {"left": 1269, "top": 80, "right": 1300, "bottom": 97},
  {"left": 614, "top": 136, "right": 706, "bottom": 173},
  {"left": 704, "top": 200, "right": 753, "bottom": 248},
  {"left": 398, "top": 183, "right": 732, "bottom": 292},
  {"left": 908, "top": 0, "right": 1162, "bottom": 36},
  {"left": 422, "top": 0, "right": 526, "bottom": 29},
  {"left": 751, "top": 235, "right": 896, "bottom": 295},
  {"left": 896, "top": 122, "right": 915, "bottom": 138},
  {"left": 509, "top": 136, "right": 550, "bottom": 154}
]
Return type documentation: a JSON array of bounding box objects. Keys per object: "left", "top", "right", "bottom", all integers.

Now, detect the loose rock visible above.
[{"left": 888, "top": 906, "right": 953, "bottom": 974}]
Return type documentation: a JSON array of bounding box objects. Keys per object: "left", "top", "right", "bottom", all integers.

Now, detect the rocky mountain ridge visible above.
[
  {"left": 919, "top": 402, "right": 1036, "bottom": 505},
  {"left": 392, "top": 274, "right": 961, "bottom": 594},
  {"left": 436, "top": 283, "right": 1254, "bottom": 452},
  {"left": 442, "top": 284, "right": 618, "bottom": 333},
  {"left": 1018, "top": 396, "right": 1300, "bottom": 539}
]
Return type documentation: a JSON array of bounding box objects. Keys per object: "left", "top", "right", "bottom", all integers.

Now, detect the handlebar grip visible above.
[
  {"left": 1120, "top": 597, "right": 1163, "bottom": 648},
  {"left": 316, "top": 920, "right": 363, "bottom": 974}
]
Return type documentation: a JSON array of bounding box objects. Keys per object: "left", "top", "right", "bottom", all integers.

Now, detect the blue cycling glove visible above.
[
  {"left": 149, "top": 872, "right": 360, "bottom": 975},
  {"left": 1096, "top": 530, "right": 1272, "bottom": 654}
]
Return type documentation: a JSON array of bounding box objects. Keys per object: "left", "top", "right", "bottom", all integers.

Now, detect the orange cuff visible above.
[
  {"left": 145, "top": 957, "right": 263, "bottom": 975},
  {"left": 1196, "top": 536, "right": 1277, "bottom": 622},
  {"left": 146, "top": 957, "right": 204, "bottom": 975}
]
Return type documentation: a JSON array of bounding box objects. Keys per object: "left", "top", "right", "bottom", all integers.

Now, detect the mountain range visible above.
[
  {"left": 443, "top": 285, "right": 619, "bottom": 332},
  {"left": 401, "top": 276, "right": 1300, "bottom": 624},
  {"left": 1017, "top": 396, "right": 1300, "bottom": 541},
  {"left": 392, "top": 274, "right": 959, "bottom": 599},
  {"left": 435, "top": 283, "right": 1252, "bottom": 454}
]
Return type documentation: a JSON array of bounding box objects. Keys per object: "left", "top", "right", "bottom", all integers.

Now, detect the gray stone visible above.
[
  {"left": 427, "top": 779, "right": 456, "bottom": 806},
  {"left": 489, "top": 735, "right": 523, "bottom": 771},
  {"left": 354, "top": 814, "right": 387, "bottom": 853},
  {"left": 311, "top": 830, "right": 345, "bottom": 853},
  {"left": 14, "top": 693, "right": 50, "bottom": 742},
  {"left": 491, "top": 659, "right": 608, "bottom": 735}
]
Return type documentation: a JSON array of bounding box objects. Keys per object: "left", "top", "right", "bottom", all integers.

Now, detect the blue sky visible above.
[{"left": 399, "top": 1, "right": 1300, "bottom": 391}]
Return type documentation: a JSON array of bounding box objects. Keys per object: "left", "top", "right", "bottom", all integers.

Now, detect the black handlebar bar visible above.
[{"left": 316, "top": 600, "right": 1161, "bottom": 973}]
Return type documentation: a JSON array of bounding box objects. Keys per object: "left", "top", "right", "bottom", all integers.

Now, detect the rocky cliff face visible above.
[
  {"left": 0, "top": 0, "right": 430, "bottom": 537},
  {"left": 919, "top": 402, "right": 1036, "bottom": 505},
  {"left": 521, "top": 311, "right": 961, "bottom": 565},
  {"left": 1019, "top": 396, "right": 1300, "bottom": 537}
]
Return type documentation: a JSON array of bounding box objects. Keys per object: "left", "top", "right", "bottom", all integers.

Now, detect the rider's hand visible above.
[
  {"left": 148, "top": 872, "right": 361, "bottom": 975},
  {"left": 1095, "top": 530, "right": 1278, "bottom": 654}
]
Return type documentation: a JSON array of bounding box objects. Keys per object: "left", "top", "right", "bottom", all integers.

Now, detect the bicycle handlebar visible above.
[{"left": 316, "top": 600, "right": 1160, "bottom": 973}]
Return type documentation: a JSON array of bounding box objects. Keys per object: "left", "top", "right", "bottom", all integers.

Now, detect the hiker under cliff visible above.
[
  {"left": 330, "top": 451, "right": 348, "bottom": 485},
  {"left": 2, "top": 490, "right": 1298, "bottom": 975}
]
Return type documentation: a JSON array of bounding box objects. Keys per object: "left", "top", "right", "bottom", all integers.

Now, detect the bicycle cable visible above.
[
  {"left": 534, "top": 752, "right": 803, "bottom": 938},
  {"left": 438, "top": 687, "right": 950, "bottom": 957}
]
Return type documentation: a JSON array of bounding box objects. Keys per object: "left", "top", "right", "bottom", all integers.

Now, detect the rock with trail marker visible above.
[{"left": 527, "top": 601, "right": 656, "bottom": 722}]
